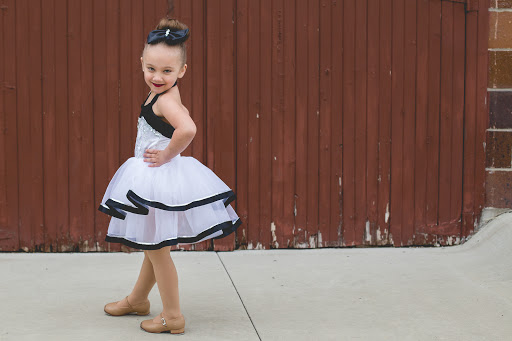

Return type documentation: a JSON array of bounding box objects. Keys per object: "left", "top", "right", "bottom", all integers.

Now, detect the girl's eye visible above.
[
  {"left": 164, "top": 70, "right": 171, "bottom": 73},
  {"left": 148, "top": 67, "right": 154, "bottom": 71}
]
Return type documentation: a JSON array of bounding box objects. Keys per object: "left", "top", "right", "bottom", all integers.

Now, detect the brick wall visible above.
[{"left": 487, "top": 1, "right": 512, "bottom": 208}]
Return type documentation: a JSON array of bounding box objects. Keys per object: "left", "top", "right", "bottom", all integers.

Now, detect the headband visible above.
[{"left": 147, "top": 28, "right": 189, "bottom": 45}]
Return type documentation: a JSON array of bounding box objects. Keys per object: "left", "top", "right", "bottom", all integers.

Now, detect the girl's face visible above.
[{"left": 140, "top": 44, "right": 187, "bottom": 94}]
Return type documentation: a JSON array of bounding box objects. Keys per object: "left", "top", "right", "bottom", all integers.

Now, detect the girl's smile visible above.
[{"left": 141, "top": 44, "right": 187, "bottom": 94}]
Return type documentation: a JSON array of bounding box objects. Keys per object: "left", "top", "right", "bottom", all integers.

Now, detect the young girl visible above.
[{"left": 98, "top": 18, "right": 241, "bottom": 334}]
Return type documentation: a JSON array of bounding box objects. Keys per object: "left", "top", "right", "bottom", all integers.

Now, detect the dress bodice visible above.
[
  {"left": 134, "top": 116, "right": 172, "bottom": 158},
  {"left": 134, "top": 87, "right": 177, "bottom": 158}
]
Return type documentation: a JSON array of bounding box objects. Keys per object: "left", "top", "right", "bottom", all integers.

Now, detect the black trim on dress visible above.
[
  {"left": 98, "top": 190, "right": 236, "bottom": 220},
  {"left": 104, "top": 218, "right": 242, "bottom": 250}
]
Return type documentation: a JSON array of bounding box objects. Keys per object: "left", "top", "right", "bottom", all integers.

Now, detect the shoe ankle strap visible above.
[{"left": 125, "top": 296, "right": 133, "bottom": 309}]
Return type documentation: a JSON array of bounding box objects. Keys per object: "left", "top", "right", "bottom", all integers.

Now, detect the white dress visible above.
[{"left": 98, "top": 90, "right": 241, "bottom": 249}]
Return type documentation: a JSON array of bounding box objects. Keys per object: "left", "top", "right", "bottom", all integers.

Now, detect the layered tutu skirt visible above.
[{"left": 99, "top": 154, "right": 241, "bottom": 250}]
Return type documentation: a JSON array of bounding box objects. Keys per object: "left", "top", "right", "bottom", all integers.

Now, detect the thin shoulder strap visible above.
[
  {"left": 145, "top": 81, "right": 178, "bottom": 106},
  {"left": 145, "top": 92, "right": 161, "bottom": 107},
  {"left": 144, "top": 91, "right": 152, "bottom": 103}
]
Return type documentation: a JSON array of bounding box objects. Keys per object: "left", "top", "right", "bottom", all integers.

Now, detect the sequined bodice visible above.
[{"left": 134, "top": 116, "right": 171, "bottom": 158}]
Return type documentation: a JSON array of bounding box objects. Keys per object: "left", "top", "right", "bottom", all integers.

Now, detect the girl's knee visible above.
[{"left": 146, "top": 247, "right": 171, "bottom": 262}]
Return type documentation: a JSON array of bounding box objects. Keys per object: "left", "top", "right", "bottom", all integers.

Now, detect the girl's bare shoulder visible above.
[
  {"left": 155, "top": 91, "right": 190, "bottom": 117},
  {"left": 154, "top": 91, "right": 194, "bottom": 129}
]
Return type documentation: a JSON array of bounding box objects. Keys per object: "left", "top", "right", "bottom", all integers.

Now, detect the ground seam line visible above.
[{"left": 216, "top": 252, "right": 262, "bottom": 341}]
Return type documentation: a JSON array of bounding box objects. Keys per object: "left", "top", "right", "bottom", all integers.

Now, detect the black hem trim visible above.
[
  {"left": 98, "top": 190, "right": 236, "bottom": 220},
  {"left": 104, "top": 218, "right": 242, "bottom": 250}
]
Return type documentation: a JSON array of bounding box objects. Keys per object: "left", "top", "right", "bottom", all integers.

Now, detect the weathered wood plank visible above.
[
  {"left": 402, "top": 0, "right": 416, "bottom": 245},
  {"left": 342, "top": 0, "right": 356, "bottom": 246},
  {"left": 354, "top": 0, "right": 367, "bottom": 245},
  {"left": 377, "top": 0, "right": 392, "bottom": 245},
  {"left": 319, "top": 0, "right": 332, "bottom": 247},
  {"left": 366, "top": 0, "right": 380, "bottom": 246},
  {"left": 390, "top": 0, "right": 405, "bottom": 246},
  {"left": 0, "top": 0, "right": 20, "bottom": 251},
  {"left": 329, "top": 0, "right": 343, "bottom": 247},
  {"left": 282, "top": 0, "right": 297, "bottom": 248}
]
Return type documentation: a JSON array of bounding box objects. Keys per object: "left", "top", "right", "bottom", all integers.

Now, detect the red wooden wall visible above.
[{"left": 0, "top": 0, "right": 489, "bottom": 251}]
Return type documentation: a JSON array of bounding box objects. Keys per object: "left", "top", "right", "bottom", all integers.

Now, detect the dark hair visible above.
[{"left": 144, "top": 18, "right": 190, "bottom": 66}]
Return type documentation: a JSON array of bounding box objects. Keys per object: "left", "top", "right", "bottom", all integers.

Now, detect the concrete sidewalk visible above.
[{"left": 1, "top": 213, "right": 511, "bottom": 341}]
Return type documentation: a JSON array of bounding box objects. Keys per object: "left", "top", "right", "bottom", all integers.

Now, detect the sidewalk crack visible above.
[{"left": 216, "top": 252, "right": 262, "bottom": 340}]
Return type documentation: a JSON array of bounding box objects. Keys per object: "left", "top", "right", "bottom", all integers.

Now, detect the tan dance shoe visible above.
[
  {"left": 104, "top": 296, "right": 150, "bottom": 316},
  {"left": 140, "top": 313, "right": 185, "bottom": 334}
]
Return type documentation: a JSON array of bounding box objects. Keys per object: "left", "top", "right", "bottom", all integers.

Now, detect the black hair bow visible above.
[{"left": 147, "top": 28, "right": 189, "bottom": 45}]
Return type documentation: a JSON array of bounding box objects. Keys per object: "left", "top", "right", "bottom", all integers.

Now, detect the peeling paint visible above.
[
  {"left": 247, "top": 242, "right": 264, "bottom": 250},
  {"left": 270, "top": 222, "right": 279, "bottom": 248},
  {"left": 294, "top": 198, "right": 297, "bottom": 216},
  {"left": 495, "top": 14, "right": 499, "bottom": 40},
  {"left": 60, "top": 244, "right": 71, "bottom": 252},
  {"left": 446, "top": 236, "right": 461, "bottom": 246},
  {"left": 295, "top": 241, "right": 309, "bottom": 248},
  {"left": 309, "top": 234, "right": 317, "bottom": 248},
  {"left": 385, "top": 202, "right": 390, "bottom": 223},
  {"left": 318, "top": 231, "right": 323, "bottom": 246},
  {"left": 365, "top": 220, "right": 371, "bottom": 243}
]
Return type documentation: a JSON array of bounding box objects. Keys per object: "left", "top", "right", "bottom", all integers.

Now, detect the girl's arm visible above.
[{"left": 143, "top": 96, "right": 196, "bottom": 167}]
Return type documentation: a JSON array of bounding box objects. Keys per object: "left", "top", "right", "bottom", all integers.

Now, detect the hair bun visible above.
[{"left": 155, "top": 18, "right": 190, "bottom": 43}]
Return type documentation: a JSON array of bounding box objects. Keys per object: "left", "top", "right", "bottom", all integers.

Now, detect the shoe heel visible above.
[
  {"left": 137, "top": 310, "right": 150, "bottom": 316},
  {"left": 170, "top": 328, "right": 185, "bottom": 334}
]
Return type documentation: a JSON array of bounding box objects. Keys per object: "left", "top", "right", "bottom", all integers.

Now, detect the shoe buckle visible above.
[{"left": 161, "top": 317, "right": 167, "bottom": 326}]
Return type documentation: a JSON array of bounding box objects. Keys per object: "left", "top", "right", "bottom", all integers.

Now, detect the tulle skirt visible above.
[{"left": 98, "top": 154, "right": 241, "bottom": 250}]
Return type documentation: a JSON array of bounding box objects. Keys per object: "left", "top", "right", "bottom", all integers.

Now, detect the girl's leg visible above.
[
  {"left": 114, "top": 250, "right": 157, "bottom": 307},
  {"left": 146, "top": 246, "right": 182, "bottom": 320}
]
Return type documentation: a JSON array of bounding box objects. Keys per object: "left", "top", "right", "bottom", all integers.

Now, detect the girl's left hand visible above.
[{"left": 143, "top": 149, "right": 171, "bottom": 167}]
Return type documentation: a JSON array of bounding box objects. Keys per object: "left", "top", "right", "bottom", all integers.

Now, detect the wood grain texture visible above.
[
  {"left": 42, "top": 0, "right": 58, "bottom": 251},
  {"left": 330, "top": 0, "right": 343, "bottom": 247},
  {"left": 402, "top": 0, "right": 416, "bottom": 245},
  {"left": 271, "top": 0, "right": 285, "bottom": 249},
  {"left": 54, "top": 0, "right": 70, "bottom": 251},
  {"left": 295, "top": 0, "right": 308, "bottom": 247},
  {"left": 390, "top": 0, "right": 404, "bottom": 246},
  {"left": 426, "top": 0, "right": 442, "bottom": 229},
  {"left": 414, "top": 0, "right": 429, "bottom": 244},
  {"left": 366, "top": 0, "right": 380, "bottom": 246},
  {"left": 319, "top": 0, "right": 332, "bottom": 247},
  {"left": 342, "top": 0, "right": 356, "bottom": 246},
  {"left": 0, "top": 0, "right": 19, "bottom": 251},
  {"left": 377, "top": 0, "right": 392, "bottom": 246},
  {"left": 283, "top": 0, "right": 297, "bottom": 248},
  {"left": 354, "top": 0, "right": 367, "bottom": 245}
]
